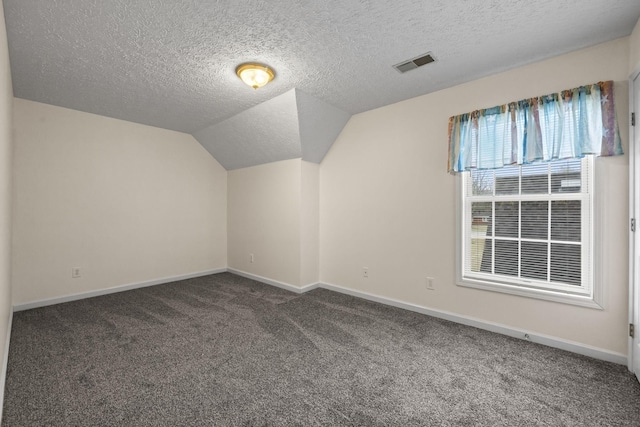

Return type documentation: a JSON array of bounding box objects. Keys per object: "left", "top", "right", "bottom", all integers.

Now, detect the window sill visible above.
[{"left": 457, "top": 277, "right": 603, "bottom": 309}]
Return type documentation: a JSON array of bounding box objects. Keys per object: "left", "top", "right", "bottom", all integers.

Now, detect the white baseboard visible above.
[
  {"left": 227, "top": 268, "right": 320, "bottom": 294},
  {"left": 300, "top": 282, "right": 321, "bottom": 292},
  {"left": 0, "top": 305, "right": 13, "bottom": 426},
  {"left": 318, "top": 282, "right": 627, "bottom": 365},
  {"left": 13, "top": 268, "right": 227, "bottom": 312},
  {"left": 9, "top": 267, "right": 626, "bottom": 366},
  {"left": 222, "top": 271, "right": 626, "bottom": 364}
]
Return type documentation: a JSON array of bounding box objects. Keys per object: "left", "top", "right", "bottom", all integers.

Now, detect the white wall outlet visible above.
[
  {"left": 72, "top": 267, "right": 81, "bottom": 278},
  {"left": 363, "top": 267, "right": 369, "bottom": 278},
  {"left": 249, "top": 253, "right": 254, "bottom": 263},
  {"left": 426, "top": 277, "right": 435, "bottom": 290}
]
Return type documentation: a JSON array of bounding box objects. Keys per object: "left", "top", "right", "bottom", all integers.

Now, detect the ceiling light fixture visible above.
[{"left": 236, "top": 63, "right": 275, "bottom": 89}]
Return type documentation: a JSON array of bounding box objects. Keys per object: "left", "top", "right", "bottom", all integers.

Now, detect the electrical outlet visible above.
[
  {"left": 426, "top": 277, "right": 435, "bottom": 290},
  {"left": 250, "top": 253, "right": 254, "bottom": 263},
  {"left": 363, "top": 267, "right": 369, "bottom": 278},
  {"left": 72, "top": 267, "right": 81, "bottom": 278}
]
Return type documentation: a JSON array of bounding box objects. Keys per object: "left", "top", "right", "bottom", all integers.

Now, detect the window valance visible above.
[{"left": 447, "top": 81, "right": 623, "bottom": 174}]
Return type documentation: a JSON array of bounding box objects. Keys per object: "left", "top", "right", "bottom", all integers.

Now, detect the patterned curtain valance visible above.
[{"left": 447, "top": 81, "right": 623, "bottom": 174}]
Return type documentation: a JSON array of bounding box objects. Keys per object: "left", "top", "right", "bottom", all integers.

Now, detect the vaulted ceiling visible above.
[{"left": 4, "top": 0, "right": 640, "bottom": 169}]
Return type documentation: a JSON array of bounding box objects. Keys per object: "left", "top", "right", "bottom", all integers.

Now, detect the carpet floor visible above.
[{"left": 2, "top": 272, "right": 640, "bottom": 426}]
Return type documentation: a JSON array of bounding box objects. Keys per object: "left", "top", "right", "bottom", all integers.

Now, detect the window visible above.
[
  {"left": 449, "top": 82, "right": 621, "bottom": 308},
  {"left": 457, "top": 157, "right": 600, "bottom": 308}
]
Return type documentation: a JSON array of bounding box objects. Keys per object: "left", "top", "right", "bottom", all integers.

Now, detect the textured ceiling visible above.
[{"left": 4, "top": 0, "right": 640, "bottom": 169}]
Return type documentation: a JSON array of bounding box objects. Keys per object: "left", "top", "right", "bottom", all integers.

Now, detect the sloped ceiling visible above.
[
  {"left": 3, "top": 0, "right": 640, "bottom": 169},
  {"left": 194, "top": 89, "right": 350, "bottom": 170},
  {"left": 194, "top": 90, "right": 302, "bottom": 170}
]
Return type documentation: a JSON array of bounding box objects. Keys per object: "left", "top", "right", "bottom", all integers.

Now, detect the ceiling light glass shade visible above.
[{"left": 236, "top": 63, "right": 275, "bottom": 89}]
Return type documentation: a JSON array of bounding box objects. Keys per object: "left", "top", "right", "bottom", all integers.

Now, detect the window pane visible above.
[
  {"left": 470, "top": 202, "right": 492, "bottom": 273},
  {"left": 471, "top": 170, "right": 494, "bottom": 196},
  {"left": 495, "top": 167, "right": 519, "bottom": 195},
  {"left": 495, "top": 201, "right": 518, "bottom": 238},
  {"left": 495, "top": 240, "right": 518, "bottom": 277},
  {"left": 522, "top": 163, "right": 548, "bottom": 194},
  {"left": 550, "top": 243, "right": 581, "bottom": 286},
  {"left": 471, "top": 202, "right": 492, "bottom": 237},
  {"left": 551, "top": 200, "right": 581, "bottom": 242},
  {"left": 479, "top": 239, "right": 492, "bottom": 273},
  {"left": 521, "top": 241, "right": 548, "bottom": 281},
  {"left": 470, "top": 237, "right": 492, "bottom": 273},
  {"left": 521, "top": 201, "right": 548, "bottom": 240},
  {"left": 551, "top": 159, "right": 582, "bottom": 193}
]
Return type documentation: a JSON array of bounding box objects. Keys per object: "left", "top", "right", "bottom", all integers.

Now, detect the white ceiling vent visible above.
[{"left": 393, "top": 52, "right": 436, "bottom": 73}]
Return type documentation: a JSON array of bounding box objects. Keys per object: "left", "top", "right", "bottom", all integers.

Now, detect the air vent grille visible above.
[{"left": 393, "top": 52, "right": 436, "bottom": 74}]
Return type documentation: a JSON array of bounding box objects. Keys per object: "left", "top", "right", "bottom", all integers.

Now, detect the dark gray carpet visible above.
[{"left": 2, "top": 272, "right": 639, "bottom": 426}]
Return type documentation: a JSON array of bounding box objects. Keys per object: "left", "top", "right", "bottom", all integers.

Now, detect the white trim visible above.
[
  {"left": 629, "top": 69, "right": 640, "bottom": 373},
  {"left": 629, "top": 69, "right": 636, "bottom": 373},
  {"left": 227, "top": 268, "right": 320, "bottom": 294},
  {"left": 299, "top": 282, "right": 321, "bottom": 292},
  {"left": 0, "top": 306, "right": 13, "bottom": 426},
  {"left": 13, "top": 269, "right": 227, "bottom": 312},
  {"left": 319, "top": 281, "right": 626, "bottom": 365},
  {"left": 457, "top": 278, "right": 603, "bottom": 309}
]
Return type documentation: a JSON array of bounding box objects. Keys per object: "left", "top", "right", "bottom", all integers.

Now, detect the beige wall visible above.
[
  {"left": 11, "top": 99, "right": 227, "bottom": 305},
  {"left": 630, "top": 17, "right": 640, "bottom": 74},
  {"left": 227, "top": 159, "right": 320, "bottom": 287},
  {"left": 320, "top": 38, "right": 631, "bottom": 355},
  {"left": 300, "top": 161, "right": 319, "bottom": 286},
  {"left": 228, "top": 159, "right": 302, "bottom": 286},
  {"left": 0, "top": 0, "right": 13, "bottom": 395}
]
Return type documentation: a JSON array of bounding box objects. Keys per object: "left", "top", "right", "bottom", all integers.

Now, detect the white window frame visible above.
[{"left": 456, "top": 156, "right": 603, "bottom": 309}]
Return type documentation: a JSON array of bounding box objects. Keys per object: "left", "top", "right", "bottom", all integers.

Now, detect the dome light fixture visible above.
[{"left": 236, "top": 63, "right": 275, "bottom": 89}]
